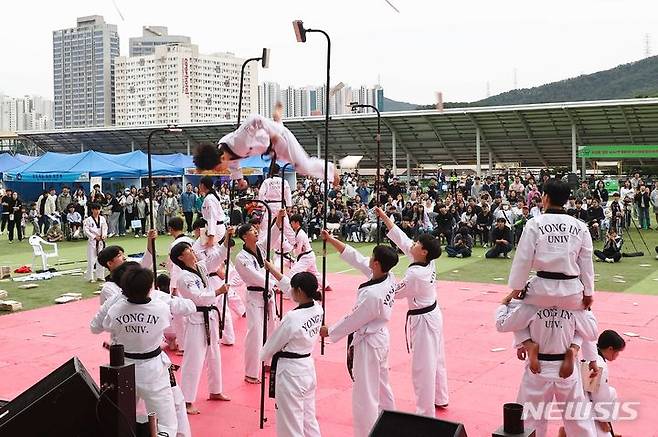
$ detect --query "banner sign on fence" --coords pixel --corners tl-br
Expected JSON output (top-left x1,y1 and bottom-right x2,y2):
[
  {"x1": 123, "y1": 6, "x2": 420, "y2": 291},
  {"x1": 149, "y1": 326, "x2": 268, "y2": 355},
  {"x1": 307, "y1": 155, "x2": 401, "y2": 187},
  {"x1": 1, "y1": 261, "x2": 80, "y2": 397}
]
[{"x1": 578, "y1": 145, "x2": 658, "y2": 159}]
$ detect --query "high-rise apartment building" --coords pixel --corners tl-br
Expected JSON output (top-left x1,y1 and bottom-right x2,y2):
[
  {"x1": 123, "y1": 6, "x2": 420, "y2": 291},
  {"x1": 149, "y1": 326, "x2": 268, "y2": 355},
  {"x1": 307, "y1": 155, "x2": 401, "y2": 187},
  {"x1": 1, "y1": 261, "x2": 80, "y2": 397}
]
[
  {"x1": 0, "y1": 95, "x2": 54, "y2": 132},
  {"x1": 52, "y1": 15, "x2": 120, "y2": 128},
  {"x1": 129, "y1": 26, "x2": 191, "y2": 56},
  {"x1": 114, "y1": 44, "x2": 258, "y2": 126},
  {"x1": 258, "y1": 83, "x2": 384, "y2": 118}
]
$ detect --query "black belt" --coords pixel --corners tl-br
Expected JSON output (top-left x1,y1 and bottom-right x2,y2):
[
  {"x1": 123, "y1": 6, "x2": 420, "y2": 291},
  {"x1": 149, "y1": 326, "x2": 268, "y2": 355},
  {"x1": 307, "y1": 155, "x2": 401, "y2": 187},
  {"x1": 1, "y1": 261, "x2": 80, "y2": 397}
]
[
  {"x1": 196, "y1": 305, "x2": 221, "y2": 345},
  {"x1": 405, "y1": 301, "x2": 437, "y2": 353},
  {"x1": 209, "y1": 272, "x2": 219, "y2": 277},
  {"x1": 536, "y1": 271, "x2": 578, "y2": 280},
  {"x1": 297, "y1": 250, "x2": 313, "y2": 261},
  {"x1": 124, "y1": 346, "x2": 162, "y2": 360},
  {"x1": 346, "y1": 333, "x2": 355, "y2": 382},
  {"x1": 247, "y1": 286, "x2": 277, "y2": 317},
  {"x1": 268, "y1": 351, "x2": 311, "y2": 398},
  {"x1": 265, "y1": 200, "x2": 281, "y2": 203},
  {"x1": 538, "y1": 353, "x2": 566, "y2": 361},
  {"x1": 168, "y1": 364, "x2": 180, "y2": 387},
  {"x1": 216, "y1": 220, "x2": 225, "y2": 225}
]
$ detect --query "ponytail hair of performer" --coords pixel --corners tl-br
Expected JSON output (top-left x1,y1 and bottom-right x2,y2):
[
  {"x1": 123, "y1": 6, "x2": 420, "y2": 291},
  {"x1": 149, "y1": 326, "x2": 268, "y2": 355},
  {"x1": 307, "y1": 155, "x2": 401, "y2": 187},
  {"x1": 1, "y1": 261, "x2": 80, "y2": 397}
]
[{"x1": 290, "y1": 272, "x2": 322, "y2": 302}]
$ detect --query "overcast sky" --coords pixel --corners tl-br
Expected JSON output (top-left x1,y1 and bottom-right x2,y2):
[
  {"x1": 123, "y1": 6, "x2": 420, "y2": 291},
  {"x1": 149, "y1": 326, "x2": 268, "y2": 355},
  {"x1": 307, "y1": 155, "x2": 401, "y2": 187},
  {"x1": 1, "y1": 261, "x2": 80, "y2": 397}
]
[{"x1": 0, "y1": 0, "x2": 655, "y2": 104}]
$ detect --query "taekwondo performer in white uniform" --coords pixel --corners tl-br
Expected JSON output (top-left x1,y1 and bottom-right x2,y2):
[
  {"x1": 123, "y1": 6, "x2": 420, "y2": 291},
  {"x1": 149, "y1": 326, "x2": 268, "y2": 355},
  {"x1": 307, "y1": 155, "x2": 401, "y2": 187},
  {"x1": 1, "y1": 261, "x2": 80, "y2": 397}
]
[
  {"x1": 258, "y1": 163, "x2": 292, "y2": 245},
  {"x1": 506, "y1": 179, "x2": 595, "y2": 375},
  {"x1": 83, "y1": 202, "x2": 108, "y2": 282},
  {"x1": 192, "y1": 114, "x2": 340, "y2": 188},
  {"x1": 170, "y1": 241, "x2": 231, "y2": 415},
  {"x1": 375, "y1": 206, "x2": 449, "y2": 415},
  {"x1": 198, "y1": 176, "x2": 227, "y2": 248},
  {"x1": 259, "y1": 269, "x2": 323, "y2": 437},
  {"x1": 90, "y1": 266, "x2": 196, "y2": 437},
  {"x1": 191, "y1": 220, "x2": 243, "y2": 346},
  {"x1": 93, "y1": 262, "x2": 195, "y2": 437},
  {"x1": 274, "y1": 210, "x2": 323, "y2": 288},
  {"x1": 166, "y1": 217, "x2": 197, "y2": 353},
  {"x1": 233, "y1": 222, "x2": 277, "y2": 384},
  {"x1": 97, "y1": 230, "x2": 157, "y2": 305},
  {"x1": 579, "y1": 330, "x2": 626, "y2": 437},
  {"x1": 319, "y1": 230, "x2": 398, "y2": 437},
  {"x1": 495, "y1": 296, "x2": 599, "y2": 437}
]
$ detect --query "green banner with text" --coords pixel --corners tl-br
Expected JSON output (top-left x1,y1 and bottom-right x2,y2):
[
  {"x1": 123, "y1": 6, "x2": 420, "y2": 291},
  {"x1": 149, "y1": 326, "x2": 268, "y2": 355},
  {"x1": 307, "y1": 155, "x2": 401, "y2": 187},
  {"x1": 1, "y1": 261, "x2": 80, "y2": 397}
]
[{"x1": 578, "y1": 145, "x2": 658, "y2": 158}]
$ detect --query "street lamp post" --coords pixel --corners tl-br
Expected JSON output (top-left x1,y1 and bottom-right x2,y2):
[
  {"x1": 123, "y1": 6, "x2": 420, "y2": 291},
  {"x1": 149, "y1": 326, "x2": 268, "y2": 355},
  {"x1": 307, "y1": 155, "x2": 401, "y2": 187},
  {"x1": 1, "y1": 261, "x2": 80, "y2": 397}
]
[
  {"x1": 146, "y1": 126, "x2": 182, "y2": 281},
  {"x1": 293, "y1": 19, "x2": 331, "y2": 355},
  {"x1": 350, "y1": 102, "x2": 382, "y2": 244}
]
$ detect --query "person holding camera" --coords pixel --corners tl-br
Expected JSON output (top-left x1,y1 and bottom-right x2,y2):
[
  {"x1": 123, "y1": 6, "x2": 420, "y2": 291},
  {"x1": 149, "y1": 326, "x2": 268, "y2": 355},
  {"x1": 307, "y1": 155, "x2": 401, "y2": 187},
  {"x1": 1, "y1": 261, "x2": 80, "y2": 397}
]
[{"x1": 594, "y1": 229, "x2": 623, "y2": 263}]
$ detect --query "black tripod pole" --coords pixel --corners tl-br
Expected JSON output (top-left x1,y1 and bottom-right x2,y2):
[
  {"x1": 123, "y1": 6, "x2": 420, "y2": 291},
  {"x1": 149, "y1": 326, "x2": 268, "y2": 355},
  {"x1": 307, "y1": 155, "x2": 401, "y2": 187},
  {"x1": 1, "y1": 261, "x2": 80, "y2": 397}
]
[
  {"x1": 278, "y1": 163, "x2": 292, "y2": 319},
  {"x1": 219, "y1": 180, "x2": 234, "y2": 340},
  {"x1": 629, "y1": 215, "x2": 651, "y2": 252}
]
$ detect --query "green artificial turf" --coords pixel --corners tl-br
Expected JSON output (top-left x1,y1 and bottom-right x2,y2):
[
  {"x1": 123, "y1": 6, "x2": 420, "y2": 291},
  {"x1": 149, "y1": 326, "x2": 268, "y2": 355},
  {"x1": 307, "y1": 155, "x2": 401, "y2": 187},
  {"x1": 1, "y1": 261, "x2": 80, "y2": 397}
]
[{"x1": 0, "y1": 227, "x2": 657, "y2": 316}]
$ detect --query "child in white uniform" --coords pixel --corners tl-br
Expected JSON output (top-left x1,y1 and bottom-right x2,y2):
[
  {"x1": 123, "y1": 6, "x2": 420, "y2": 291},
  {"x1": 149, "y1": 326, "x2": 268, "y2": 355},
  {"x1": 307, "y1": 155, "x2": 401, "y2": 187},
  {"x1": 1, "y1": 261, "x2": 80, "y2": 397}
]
[
  {"x1": 495, "y1": 299, "x2": 599, "y2": 437},
  {"x1": 170, "y1": 241, "x2": 231, "y2": 414},
  {"x1": 90, "y1": 266, "x2": 194, "y2": 437},
  {"x1": 259, "y1": 270, "x2": 323, "y2": 437},
  {"x1": 234, "y1": 223, "x2": 277, "y2": 384},
  {"x1": 319, "y1": 230, "x2": 398, "y2": 437},
  {"x1": 506, "y1": 179, "x2": 595, "y2": 376},
  {"x1": 198, "y1": 176, "x2": 227, "y2": 248},
  {"x1": 375, "y1": 206, "x2": 449, "y2": 415},
  {"x1": 83, "y1": 203, "x2": 108, "y2": 282}
]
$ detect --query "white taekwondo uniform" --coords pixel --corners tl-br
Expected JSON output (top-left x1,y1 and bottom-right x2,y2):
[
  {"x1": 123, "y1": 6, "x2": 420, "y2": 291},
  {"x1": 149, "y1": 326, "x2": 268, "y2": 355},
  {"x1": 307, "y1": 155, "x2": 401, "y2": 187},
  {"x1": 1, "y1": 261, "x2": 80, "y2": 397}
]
[
  {"x1": 91, "y1": 293, "x2": 196, "y2": 437},
  {"x1": 176, "y1": 263, "x2": 224, "y2": 403},
  {"x1": 495, "y1": 301, "x2": 599, "y2": 437},
  {"x1": 387, "y1": 225, "x2": 449, "y2": 415},
  {"x1": 219, "y1": 114, "x2": 335, "y2": 183},
  {"x1": 581, "y1": 341, "x2": 619, "y2": 437},
  {"x1": 327, "y1": 245, "x2": 396, "y2": 437},
  {"x1": 258, "y1": 174, "x2": 292, "y2": 247},
  {"x1": 99, "y1": 251, "x2": 154, "y2": 305},
  {"x1": 201, "y1": 189, "x2": 227, "y2": 245},
  {"x1": 83, "y1": 214, "x2": 108, "y2": 281},
  {"x1": 259, "y1": 276, "x2": 322, "y2": 437},
  {"x1": 92, "y1": 289, "x2": 195, "y2": 437},
  {"x1": 234, "y1": 241, "x2": 277, "y2": 380},
  {"x1": 168, "y1": 235, "x2": 198, "y2": 349}
]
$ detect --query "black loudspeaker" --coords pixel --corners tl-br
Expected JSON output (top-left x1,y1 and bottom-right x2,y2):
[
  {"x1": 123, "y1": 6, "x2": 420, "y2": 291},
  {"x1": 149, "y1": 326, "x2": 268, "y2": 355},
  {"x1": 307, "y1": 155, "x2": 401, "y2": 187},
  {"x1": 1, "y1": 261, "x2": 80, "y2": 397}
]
[
  {"x1": 369, "y1": 410, "x2": 468, "y2": 437},
  {"x1": 0, "y1": 357, "x2": 100, "y2": 437}
]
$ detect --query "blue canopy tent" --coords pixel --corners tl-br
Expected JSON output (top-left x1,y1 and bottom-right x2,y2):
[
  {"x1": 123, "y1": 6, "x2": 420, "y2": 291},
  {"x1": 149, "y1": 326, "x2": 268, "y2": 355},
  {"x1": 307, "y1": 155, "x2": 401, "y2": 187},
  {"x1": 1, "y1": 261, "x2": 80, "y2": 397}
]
[
  {"x1": 15, "y1": 154, "x2": 39, "y2": 164},
  {"x1": 152, "y1": 153, "x2": 194, "y2": 170},
  {"x1": 0, "y1": 153, "x2": 24, "y2": 173},
  {"x1": 96, "y1": 151, "x2": 183, "y2": 176}
]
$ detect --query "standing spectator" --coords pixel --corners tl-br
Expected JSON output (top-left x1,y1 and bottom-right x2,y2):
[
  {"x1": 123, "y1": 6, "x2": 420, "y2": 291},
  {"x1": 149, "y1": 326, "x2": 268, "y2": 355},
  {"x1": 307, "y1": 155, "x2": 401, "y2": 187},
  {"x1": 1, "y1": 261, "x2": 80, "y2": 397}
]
[
  {"x1": 470, "y1": 176, "x2": 484, "y2": 198},
  {"x1": 635, "y1": 185, "x2": 651, "y2": 229},
  {"x1": 124, "y1": 187, "x2": 136, "y2": 233},
  {"x1": 630, "y1": 172, "x2": 642, "y2": 190},
  {"x1": 104, "y1": 192, "x2": 121, "y2": 237},
  {"x1": 356, "y1": 180, "x2": 370, "y2": 205},
  {"x1": 194, "y1": 187, "x2": 204, "y2": 221},
  {"x1": 74, "y1": 188, "x2": 87, "y2": 217},
  {"x1": 163, "y1": 190, "x2": 179, "y2": 232},
  {"x1": 180, "y1": 183, "x2": 197, "y2": 233},
  {"x1": 56, "y1": 186, "x2": 72, "y2": 216},
  {"x1": 485, "y1": 218, "x2": 513, "y2": 258},
  {"x1": 134, "y1": 193, "x2": 148, "y2": 237},
  {"x1": 36, "y1": 188, "x2": 56, "y2": 234},
  {"x1": 7, "y1": 191, "x2": 22, "y2": 243},
  {"x1": 28, "y1": 203, "x2": 39, "y2": 236},
  {"x1": 651, "y1": 181, "x2": 658, "y2": 230},
  {"x1": 448, "y1": 170, "x2": 458, "y2": 196},
  {"x1": 0, "y1": 188, "x2": 13, "y2": 236},
  {"x1": 116, "y1": 190, "x2": 127, "y2": 236}
]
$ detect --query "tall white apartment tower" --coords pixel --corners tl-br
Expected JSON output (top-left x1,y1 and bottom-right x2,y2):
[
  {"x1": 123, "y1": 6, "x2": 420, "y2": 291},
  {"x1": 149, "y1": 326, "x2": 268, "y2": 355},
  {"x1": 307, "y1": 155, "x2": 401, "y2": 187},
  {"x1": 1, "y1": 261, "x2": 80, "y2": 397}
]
[
  {"x1": 52, "y1": 16, "x2": 120, "y2": 128},
  {"x1": 115, "y1": 44, "x2": 257, "y2": 126}
]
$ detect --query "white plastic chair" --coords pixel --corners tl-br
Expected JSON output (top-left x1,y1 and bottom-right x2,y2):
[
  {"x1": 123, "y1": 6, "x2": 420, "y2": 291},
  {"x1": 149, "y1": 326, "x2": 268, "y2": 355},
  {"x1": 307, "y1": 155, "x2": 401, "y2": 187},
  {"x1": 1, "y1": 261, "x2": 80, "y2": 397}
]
[{"x1": 28, "y1": 235, "x2": 59, "y2": 272}]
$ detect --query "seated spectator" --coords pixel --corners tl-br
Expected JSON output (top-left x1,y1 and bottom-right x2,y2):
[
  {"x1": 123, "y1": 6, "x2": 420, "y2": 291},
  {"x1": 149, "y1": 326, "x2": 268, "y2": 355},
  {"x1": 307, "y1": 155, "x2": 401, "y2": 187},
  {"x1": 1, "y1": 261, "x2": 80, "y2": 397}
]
[
  {"x1": 46, "y1": 218, "x2": 64, "y2": 242},
  {"x1": 594, "y1": 229, "x2": 623, "y2": 263},
  {"x1": 66, "y1": 204, "x2": 82, "y2": 239},
  {"x1": 570, "y1": 199, "x2": 588, "y2": 222},
  {"x1": 587, "y1": 198, "x2": 605, "y2": 240},
  {"x1": 445, "y1": 226, "x2": 473, "y2": 258},
  {"x1": 415, "y1": 204, "x2": 433, "y2": 235},
  {"x1": 326, "y1": 206, "x2": 342, "y2": 235},
  {"x1": 460, "y1": 204, "x2": 477, "y2": 235},
  {"x1": 486, "y1": 217, "x2": 513, "y2": 259}
]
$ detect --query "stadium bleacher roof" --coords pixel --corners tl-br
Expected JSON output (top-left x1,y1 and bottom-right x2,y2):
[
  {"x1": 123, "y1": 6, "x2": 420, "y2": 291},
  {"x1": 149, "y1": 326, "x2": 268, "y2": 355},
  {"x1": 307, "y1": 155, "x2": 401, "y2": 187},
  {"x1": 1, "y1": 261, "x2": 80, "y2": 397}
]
[{"x1": 17, "y1": 98, "x2": 658, "y2": 169}]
